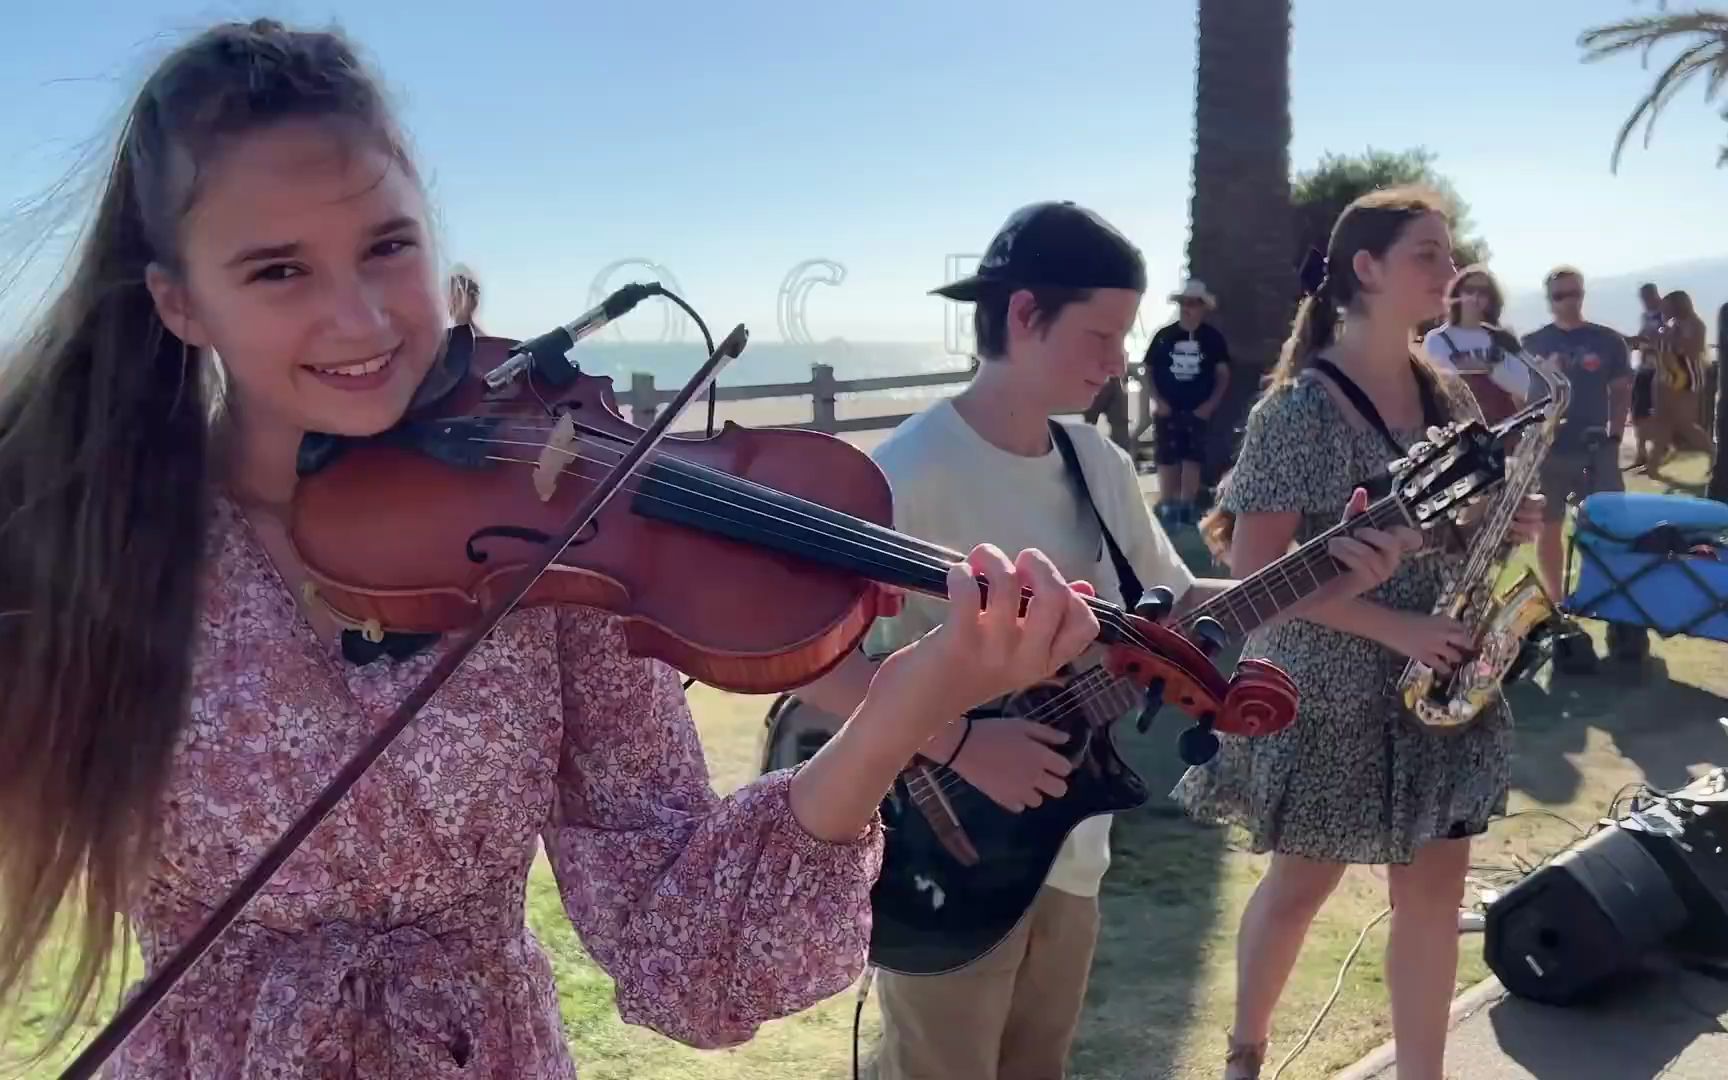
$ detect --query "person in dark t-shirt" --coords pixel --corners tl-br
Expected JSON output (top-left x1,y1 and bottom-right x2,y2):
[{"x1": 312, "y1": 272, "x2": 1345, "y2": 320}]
[
  {"x1": 1141, "y1": 279, "x2": 1230, "y2": 527},
  {"x1": 1521, "y1": 265, "x2": 1632, "y2": 606}
]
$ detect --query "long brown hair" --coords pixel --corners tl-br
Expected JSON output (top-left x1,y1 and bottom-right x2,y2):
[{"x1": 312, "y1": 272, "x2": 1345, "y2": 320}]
[
  {"x1": 1663, "y1": 288, "x2": 1698, "y2": 322},
  {"x1": 1201, "y1": 185, "x2": 1454, "y2": 558},
  {"x1": 0, "y1": 19, "x2": 414, "y2": 1057}
]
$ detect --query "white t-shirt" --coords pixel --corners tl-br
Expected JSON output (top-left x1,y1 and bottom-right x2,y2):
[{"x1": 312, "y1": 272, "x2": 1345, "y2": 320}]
[
  {"x1": 1421, "y1": 324, "x2": 1532, "y2": 401},
  {"x1": 864, "y1": 400, "x2": 1196, "y2": 898}
]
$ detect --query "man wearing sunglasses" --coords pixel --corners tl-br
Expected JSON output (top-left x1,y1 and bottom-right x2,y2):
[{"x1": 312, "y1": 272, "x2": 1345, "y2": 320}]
[{"x1": 1521, "y1": 266, "x2": 1633, "y2": 609}]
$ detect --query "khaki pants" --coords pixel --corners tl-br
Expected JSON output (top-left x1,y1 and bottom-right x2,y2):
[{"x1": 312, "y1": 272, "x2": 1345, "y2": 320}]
[{"x1": 875, "y1": 886, "x2": 1100, "y2": 1080}]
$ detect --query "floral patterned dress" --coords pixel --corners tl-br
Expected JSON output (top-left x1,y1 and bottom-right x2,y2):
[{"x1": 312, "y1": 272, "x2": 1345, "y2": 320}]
[
  {"x1": 108, "y1": 496, "x2": 882, "y2": 1078},
  {"x1": 1174, "y1": 372, "x2": 1511, "y2": 865}
]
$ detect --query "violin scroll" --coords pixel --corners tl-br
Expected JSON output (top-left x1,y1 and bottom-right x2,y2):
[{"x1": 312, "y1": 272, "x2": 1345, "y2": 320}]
[{"x1": 1102, "y1": 614, "x2": 1297, "y2": 766}]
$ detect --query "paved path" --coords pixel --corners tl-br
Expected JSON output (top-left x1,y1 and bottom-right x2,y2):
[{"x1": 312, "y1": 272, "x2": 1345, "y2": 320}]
[{"x1": 1335, "y1": 965, "x2": 1728, "y2": 1080}]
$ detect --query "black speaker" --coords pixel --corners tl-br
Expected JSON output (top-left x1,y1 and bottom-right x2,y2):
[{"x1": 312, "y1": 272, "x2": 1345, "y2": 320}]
[
  {"x1": 1620, "y1": 771, "x2": 1728, "y2": 959},
  {"x1": 1485, "y1": 768, "x2": 1728, "y2": 1005},
  {"x1": 1484, "y1": 822, "x2": 1689, "y2": 1004}
]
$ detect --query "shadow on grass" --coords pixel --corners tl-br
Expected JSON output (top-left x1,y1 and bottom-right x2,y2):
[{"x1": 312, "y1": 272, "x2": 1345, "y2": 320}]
[
  {"x1": 1506, "y1": 645, "x2": 1728, "y2": 808},
  {"x1": 1071, "y1": 724, "x2": 1230, "y2": 1080},
  {"x1": 1067, "y1": 526, "x2": 1234, "y2": 1079}
]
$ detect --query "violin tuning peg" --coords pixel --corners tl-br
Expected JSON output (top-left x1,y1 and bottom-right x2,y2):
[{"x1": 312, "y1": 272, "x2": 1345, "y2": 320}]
[
  {"x1": 1135, "y1": 586, "x2": 1176, "y2": 623},
  {"x1": 1178, "y1": 714, "x2": 1220, "y2": 767},
  {"x1": 1135, "y1": 677, "x2": 1167, "y2": 735},
  {"x1": 1192, "y1": 616, "x2": 1227, "y2": 659}
]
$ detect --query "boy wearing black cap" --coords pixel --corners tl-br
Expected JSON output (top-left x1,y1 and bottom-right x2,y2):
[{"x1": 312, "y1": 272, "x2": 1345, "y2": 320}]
[
  {"x1": 790, "y1": 202, "x2": 1198, "y2": 1077},
  {"x1": 795, "y1": 202, "x2": 1414, "y2": 1079},
  {"x1": 874, "y1": 200, "x2": 1197, "y2": 1077}
]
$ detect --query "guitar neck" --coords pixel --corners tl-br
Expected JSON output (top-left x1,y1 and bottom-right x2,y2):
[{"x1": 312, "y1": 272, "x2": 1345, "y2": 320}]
[{"x1": 1175, "y1": 496, "x2": 1410, "y2": 641}]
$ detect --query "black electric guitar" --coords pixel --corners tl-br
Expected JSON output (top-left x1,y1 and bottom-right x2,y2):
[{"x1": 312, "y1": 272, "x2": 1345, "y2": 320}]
[{"x1": 869, "y1": 407, "x2": 1543, "y2": 976}]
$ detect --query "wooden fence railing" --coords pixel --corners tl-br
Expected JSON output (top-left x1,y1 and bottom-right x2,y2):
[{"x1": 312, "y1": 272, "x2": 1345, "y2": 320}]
[{"x1": 619, "y1": 362, "x2": 982, "y2": 433}]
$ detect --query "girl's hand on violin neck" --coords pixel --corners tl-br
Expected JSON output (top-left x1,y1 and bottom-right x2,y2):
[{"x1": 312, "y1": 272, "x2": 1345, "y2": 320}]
[{"x1": 887, "y1": 544, "x2": 1099, "y2": 723}]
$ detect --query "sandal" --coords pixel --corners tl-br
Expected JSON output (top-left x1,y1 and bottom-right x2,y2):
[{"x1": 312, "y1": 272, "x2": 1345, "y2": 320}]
[{"x1": 1224, "y1": 1035, "x2": 1267, "y2": 1080}]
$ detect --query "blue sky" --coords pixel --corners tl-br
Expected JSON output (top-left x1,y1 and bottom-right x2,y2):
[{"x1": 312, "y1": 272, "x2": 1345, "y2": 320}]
[{"x1": 2, "y1": 0, "x2": 1724, "y2": 345}]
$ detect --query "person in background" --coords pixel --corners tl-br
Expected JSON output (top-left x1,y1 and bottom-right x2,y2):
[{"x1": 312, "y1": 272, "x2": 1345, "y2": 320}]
[
  {"x1": 1420, "y1": 264, "x2": 1529, "y2": 424},
  {"x1": 1649, "y1": 288, "x2": 1715, "y2": 469},
  {"x1": 1522, "y1": 266, "x2": 1633, "y2": 604},
  {"x1": 448, "y1": 262, "x2": 483, "y2": 331},
  {"x1": 1082, "y1": 373, "x2": 1132, "y2": 452},
  {"x1": 1625, "y1": 282, "x2": 1663, "y2": 469},
  {"x1": 1142, "y1": 279, "x2": 1231, "y2": 528}
]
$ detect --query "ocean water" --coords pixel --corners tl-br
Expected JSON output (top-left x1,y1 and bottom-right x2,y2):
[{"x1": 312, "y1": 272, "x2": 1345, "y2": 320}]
[{"x1": 570, "y1": 338, "x2": 974, "y2": 402}]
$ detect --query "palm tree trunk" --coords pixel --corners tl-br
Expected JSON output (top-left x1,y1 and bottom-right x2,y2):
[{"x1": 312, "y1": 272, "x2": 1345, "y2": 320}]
[
  {"x1": 1710, "y1": 303, "x2": 1727, "y2": 502},
  {"x1": 1187, "y1": 0, "x2": 1297, "y2": 485}
]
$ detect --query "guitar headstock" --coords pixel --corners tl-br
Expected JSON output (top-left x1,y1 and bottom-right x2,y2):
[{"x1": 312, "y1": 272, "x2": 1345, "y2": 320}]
[{"x1": 1386, "y1": 399, "x2": 1552, "y2": 530}]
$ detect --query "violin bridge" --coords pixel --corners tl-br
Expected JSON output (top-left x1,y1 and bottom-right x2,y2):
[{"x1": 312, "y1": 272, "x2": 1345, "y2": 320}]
[{"x1": 533, "y1": 412, "x2": 580, "y2": 503}]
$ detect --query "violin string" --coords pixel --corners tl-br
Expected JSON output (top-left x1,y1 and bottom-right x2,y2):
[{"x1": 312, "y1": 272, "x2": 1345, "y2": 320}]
[
  {"x1": 479, "y1": 416, "x2": 991, "y2": 574},
  {"x1": 471, "y1": 415, "x2": 967, "y2": 566},
  {"x1": 476, "y1": 440, "x2": 1152, "y2": 657},
  {"x1": 474, "y1": 414, "x2": 1160, "y2": 654},
  {"x1": 466, "y1": 413, "x2": 1125, "y2": 613},
  {"x1": 468, "y1": 424, "x2": 1155, "y2": 653},
  {"x1": 480, "y1": 446, "x2": 1154, "y2": 799}
]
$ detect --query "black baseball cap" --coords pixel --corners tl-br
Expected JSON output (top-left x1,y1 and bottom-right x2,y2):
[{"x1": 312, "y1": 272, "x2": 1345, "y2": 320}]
[{"x1": 931, "y1": 201, "x2": 1147, "y2": 301}]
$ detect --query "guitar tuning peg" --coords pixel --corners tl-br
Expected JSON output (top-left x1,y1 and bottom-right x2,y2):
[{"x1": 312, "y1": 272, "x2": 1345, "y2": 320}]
[{"x1": 1135, "y1": 586, "x2": 1176, "y2": 623}]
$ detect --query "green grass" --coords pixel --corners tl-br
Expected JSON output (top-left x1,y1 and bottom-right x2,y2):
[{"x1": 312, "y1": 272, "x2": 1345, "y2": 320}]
[{"x1": 6, "y1": 453, "x2": 1725, "y2": 1079}]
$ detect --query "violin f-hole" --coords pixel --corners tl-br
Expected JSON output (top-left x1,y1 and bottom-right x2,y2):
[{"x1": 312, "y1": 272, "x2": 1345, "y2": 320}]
[{"x1": 464, "y1": 522, "x2": 599, "y2": 563}]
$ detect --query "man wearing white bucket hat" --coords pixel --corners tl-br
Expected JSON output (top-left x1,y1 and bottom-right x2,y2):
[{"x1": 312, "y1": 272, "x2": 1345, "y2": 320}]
[{"x1": 1140, "y1": 278, "x2": 1232, "y2": 527}]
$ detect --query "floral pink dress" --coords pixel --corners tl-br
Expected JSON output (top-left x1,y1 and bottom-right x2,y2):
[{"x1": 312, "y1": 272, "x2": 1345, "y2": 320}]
[{"x1": 109, "y1": 497, "x2": 883, "y2": 1078}]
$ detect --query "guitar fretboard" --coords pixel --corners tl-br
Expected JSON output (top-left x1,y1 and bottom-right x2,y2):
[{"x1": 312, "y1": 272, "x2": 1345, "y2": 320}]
[{"x1": 1175, "y1": 497, "x2": 1409, "y2": 640}]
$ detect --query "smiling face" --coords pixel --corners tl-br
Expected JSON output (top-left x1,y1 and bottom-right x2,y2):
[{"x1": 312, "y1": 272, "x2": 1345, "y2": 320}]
[
  {"x1": 1004, "y1": 287, "x2": 1141, "y2": 413},
  {"x1": 147, "y1": 119, "x2": 445, "y2": 444},
  {"x1": 1352, "y1": 210, "x2": 1456, "y2": 328}
]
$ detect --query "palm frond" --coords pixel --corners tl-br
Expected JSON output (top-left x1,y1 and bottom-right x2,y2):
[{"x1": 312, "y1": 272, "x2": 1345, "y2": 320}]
[{"x1": 1578, "y1": 9, "x2": 1728, "y2": 171}]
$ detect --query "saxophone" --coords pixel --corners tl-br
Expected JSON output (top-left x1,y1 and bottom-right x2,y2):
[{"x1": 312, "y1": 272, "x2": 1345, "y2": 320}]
[{"x1": 1399, "y1": 352, "x2": 1570, "y2": 731}]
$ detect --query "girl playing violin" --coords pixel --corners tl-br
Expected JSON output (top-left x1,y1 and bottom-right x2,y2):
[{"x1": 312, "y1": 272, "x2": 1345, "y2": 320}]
[{"x1": 0, "y1": 19, "x2": 1105, "y2": 1077}]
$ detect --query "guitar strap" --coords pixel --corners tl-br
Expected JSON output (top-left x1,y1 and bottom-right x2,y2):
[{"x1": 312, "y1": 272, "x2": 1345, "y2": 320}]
[
  {"x1": 1047, "y1": 420, "x2": 1145, "y2": 609},
  {"x1": 1310, "y1": 357, "x2": 1445, "y2": 460},
  {"x1": 1312, "y1": 357, "x2": 1469, "y2": 554}
]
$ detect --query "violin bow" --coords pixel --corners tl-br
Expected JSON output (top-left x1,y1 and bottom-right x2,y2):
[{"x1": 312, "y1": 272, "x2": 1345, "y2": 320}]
[{"x1": 58, "y1": 324, "x2": 750, "y2": 1079}]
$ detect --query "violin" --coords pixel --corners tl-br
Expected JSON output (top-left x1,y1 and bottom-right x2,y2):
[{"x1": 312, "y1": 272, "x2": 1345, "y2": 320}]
[
  {"x1": 290, "y1": 322, "x2": 1294, "y2": 726},
  {"x1": 62, "y1": 306, "x2": 1294, "y2": 1078}
]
